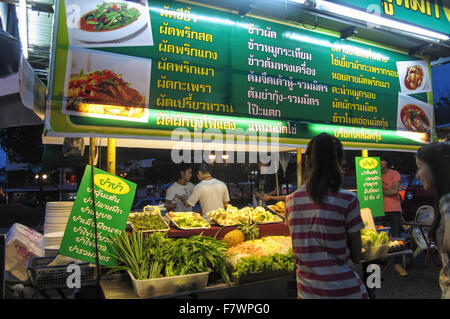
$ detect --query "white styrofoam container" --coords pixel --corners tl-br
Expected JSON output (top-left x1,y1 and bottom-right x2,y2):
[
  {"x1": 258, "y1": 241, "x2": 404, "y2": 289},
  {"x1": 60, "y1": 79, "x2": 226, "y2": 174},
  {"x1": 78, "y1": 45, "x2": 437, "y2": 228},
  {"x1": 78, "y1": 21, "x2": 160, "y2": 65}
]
[{"x1": 127, "y1": 270, "x2": 210, "y2": 298}]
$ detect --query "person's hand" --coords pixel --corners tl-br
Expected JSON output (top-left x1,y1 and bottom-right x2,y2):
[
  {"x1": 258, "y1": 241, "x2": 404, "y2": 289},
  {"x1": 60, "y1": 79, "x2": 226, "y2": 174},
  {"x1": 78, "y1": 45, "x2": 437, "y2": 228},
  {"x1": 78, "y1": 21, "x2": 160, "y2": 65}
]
[
  {"x1": 253, "y1": 191, "x2": 262, "y2": 198},
  {"x1": 263, "y1": 195, "x2": 272, "y2": 201}
]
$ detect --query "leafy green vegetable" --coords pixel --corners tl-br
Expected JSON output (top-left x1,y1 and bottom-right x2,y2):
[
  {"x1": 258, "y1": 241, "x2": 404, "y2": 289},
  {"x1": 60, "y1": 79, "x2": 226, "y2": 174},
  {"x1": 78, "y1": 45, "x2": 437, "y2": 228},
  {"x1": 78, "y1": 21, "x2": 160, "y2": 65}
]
[
  {"x1": 129, "y1": 213, "x2": 168, "y2": 231},
  {"x1": 109, "y1": 232, "x2": 231, "y2": 285},
  {"x1": 232, "y1": 249, "x2": 295, "y2": 279},
  {"x1": 360, "y1": 228, "x2": 389, "y2": 248},
  {"x1": 172, "y1": 216, "x2": 209, "y2": 228}
]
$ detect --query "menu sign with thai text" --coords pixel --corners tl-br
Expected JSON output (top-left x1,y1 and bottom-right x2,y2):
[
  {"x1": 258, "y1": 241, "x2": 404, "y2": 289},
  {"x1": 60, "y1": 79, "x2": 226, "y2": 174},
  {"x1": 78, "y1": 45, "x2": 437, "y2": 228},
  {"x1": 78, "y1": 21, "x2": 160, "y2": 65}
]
[
  {"x1": 355, "y1": 157, "x2": 385, "y2": 218},
  {"x1": 47, "y1": 0, "x2": 434, "y2": 149},
  {"x1": 59, "y1": 165, "x2": 136, "y2": 266}
]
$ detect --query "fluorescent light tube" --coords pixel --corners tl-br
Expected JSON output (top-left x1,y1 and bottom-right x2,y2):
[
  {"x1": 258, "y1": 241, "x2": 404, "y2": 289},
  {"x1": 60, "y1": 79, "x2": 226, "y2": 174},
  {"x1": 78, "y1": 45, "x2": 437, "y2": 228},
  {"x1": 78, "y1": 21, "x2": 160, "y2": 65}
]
[
  {"x1": 318, "y1": 1, "x2": 449, "y2": 42},
  {"x1": 18, "y1": 0, "x2": 28, "y2": 58}
]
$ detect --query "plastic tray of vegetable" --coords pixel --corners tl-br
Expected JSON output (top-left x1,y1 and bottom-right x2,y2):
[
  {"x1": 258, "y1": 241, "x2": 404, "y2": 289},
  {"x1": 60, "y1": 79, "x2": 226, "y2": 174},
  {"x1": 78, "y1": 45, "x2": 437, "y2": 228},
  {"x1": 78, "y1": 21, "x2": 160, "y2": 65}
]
[
  {"x1": 108, "y1": 232, "x2": 231, "y2": 297},
  {"x1": 166, "y1": 212, "x2": 211, "y2": 230}
]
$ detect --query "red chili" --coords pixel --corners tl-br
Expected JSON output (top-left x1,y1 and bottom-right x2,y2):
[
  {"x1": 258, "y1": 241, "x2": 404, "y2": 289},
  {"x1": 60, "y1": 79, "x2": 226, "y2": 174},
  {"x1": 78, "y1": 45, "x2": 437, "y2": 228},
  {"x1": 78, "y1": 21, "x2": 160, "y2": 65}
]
[{"x1": 91, "y1": 18, "x2": 98, "y2": 22}]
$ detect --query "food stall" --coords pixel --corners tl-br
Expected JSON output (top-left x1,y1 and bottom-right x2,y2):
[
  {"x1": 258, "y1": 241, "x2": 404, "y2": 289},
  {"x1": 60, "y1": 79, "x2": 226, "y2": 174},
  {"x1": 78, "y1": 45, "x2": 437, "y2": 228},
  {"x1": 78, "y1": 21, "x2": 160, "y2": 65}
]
[{"x1": 32, "y1": 0, "x2": 448, "y2": 298}]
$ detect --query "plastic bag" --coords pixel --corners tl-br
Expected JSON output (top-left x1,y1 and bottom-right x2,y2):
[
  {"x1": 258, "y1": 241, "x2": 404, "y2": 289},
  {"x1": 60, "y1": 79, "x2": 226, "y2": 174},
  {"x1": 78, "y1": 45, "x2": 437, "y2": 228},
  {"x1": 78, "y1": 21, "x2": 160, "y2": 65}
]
[{"x1": 6, "y1": 223, "x2": 44, "y2": 281}]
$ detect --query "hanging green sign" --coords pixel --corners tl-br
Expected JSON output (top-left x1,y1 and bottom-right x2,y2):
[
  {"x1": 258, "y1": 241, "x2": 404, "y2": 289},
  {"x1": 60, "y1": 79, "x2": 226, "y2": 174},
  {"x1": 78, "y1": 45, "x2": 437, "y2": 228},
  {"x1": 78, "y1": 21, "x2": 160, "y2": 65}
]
[
  {"x1": 46, "y1": 0, "x2": 435, "y2": 150},
  {"x1": 355, "y1": 157, "x2": 385, "y2": 218},
  {"x1": 59, "y1": 165, "x2": 137, "y2": 267},
  {"x1": 334, "y1": 0, "x2": 450, "y2": 36}
]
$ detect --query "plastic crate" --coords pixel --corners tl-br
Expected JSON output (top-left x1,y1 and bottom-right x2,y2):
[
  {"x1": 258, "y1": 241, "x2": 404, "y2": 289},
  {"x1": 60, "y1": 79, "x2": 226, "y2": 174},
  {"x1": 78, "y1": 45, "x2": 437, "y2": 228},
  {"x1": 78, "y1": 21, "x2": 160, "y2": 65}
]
[{"x1": 27, "y1": 256, "x2": 97, "y2": 290}]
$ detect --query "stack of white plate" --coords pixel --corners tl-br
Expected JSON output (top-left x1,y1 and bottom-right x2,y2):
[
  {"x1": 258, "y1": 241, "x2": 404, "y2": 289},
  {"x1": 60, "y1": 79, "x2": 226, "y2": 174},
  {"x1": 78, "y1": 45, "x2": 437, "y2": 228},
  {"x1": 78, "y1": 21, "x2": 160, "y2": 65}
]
[{"x1": 43, "y1": 201, "x2": 74, "y2": 255}]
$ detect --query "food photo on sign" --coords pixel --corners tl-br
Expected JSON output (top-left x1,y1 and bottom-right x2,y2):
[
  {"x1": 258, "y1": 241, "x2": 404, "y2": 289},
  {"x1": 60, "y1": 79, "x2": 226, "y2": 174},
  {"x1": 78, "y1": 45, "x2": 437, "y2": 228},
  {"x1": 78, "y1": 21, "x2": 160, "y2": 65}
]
[
  {"x1": 395, "y1": 60, "x2": 431, "y2": 94},
  {"x1": 396, "y1": 93, "x2": 433, "y2": 143},
  {"x1": 65, "y1": 0, "x2": 153, "y2": 47},
  {"x1": 62, "y1": 47, "x2": 151, "y2": 122}
]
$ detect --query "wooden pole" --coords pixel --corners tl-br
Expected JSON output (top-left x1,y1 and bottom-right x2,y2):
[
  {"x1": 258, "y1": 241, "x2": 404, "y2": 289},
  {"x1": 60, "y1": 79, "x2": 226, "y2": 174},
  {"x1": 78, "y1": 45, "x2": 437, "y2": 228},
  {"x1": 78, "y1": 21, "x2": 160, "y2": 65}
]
[
  {"x1": 89, "y1": 138, "x2": 96, "y2": 166},
  {"x1": 107, "y1": 138, "x2": 116, "y2": 175},
  {"x1": 297, "y1": 148, "x2": 302, "y2": 189}
]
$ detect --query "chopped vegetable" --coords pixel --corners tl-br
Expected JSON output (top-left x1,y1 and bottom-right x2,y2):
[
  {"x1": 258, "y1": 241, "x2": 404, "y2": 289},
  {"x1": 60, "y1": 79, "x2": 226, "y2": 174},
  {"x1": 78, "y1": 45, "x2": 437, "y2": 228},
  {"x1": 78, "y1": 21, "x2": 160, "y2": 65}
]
[{"x1": 129, "y1": 213, "x2": 168, "y2": 231}]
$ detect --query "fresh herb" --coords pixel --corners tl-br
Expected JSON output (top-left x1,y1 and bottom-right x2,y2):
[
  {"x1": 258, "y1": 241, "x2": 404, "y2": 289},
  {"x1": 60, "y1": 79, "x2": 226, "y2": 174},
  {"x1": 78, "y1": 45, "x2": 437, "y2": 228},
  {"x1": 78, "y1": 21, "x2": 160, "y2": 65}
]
[
  {"x1": 232, "y1": 249, "x2": 295, "y2": 279},
  {"x1": 109, "y1": 232, "x2": 232, "y2": 285}
]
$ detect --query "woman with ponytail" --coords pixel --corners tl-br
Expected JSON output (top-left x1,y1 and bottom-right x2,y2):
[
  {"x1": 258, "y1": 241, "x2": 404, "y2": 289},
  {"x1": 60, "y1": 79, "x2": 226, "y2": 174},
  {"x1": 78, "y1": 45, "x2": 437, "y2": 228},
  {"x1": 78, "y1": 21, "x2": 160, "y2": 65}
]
[
  {"x1": 415, "y1": 142, "x2": 450, "y2": 299},
  {"x1": 286, "y1": 133, "x2": 368, "y2": 299}
]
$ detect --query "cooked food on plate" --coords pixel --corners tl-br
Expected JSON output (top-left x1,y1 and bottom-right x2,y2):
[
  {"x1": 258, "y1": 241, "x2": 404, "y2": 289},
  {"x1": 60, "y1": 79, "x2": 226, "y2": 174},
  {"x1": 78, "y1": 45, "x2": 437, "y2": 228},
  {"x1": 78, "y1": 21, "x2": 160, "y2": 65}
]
[
  {"x1": 79, "y1": 2, "x2": 141, "y2": 32},
  {"x1": 404, "y1": 65, "x2": 424, "y2": 91},
  {"x1": 400, "y1": 104, "x2": 430, "y2": 133},
  {"x1": 67, "y1": 69, "x2": 146, "y2": 118}
]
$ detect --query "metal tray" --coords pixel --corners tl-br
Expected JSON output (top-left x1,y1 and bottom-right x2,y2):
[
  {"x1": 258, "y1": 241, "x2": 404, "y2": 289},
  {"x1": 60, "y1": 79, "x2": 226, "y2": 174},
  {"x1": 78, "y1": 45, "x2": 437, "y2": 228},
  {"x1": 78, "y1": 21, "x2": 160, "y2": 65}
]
[
  {"x1": 208, "y1": 219, "x2": 241, "y2": 227},
  {"x1": 265, "y1": 206, "x2": 286, "y2": 221},
  {"x1": 165, "y1": 212, "x2": 211, "y2": 230},
  {"x1": 128, "y1": 212, "x2": 170, "y2": 233},
  {"x1": 253, "y1": 208, "x2": 284, "y2": 224}
]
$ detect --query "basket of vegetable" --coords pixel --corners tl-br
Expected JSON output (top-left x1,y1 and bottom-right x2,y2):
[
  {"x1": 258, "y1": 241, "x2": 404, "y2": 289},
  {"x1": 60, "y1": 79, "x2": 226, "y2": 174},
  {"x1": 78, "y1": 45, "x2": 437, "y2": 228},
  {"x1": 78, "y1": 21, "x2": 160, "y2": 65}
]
[
  {"x1": 108, "y1": 232, "x2": 231, "y2": 298},
  {"x1": 361, "y1": 228, "x2": 390, "y2": 261},
  {"x1": 166, "y1": 212, "x2": 210, "y2": 230}
]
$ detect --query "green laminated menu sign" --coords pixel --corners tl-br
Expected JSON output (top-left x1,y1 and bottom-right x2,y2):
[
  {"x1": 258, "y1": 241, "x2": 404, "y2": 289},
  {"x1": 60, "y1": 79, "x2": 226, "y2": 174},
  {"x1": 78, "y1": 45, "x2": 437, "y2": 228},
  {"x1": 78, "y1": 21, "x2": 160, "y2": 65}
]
[
  {"x1": 59, "y1": 165, "x2": 136, "y2": 266},
  {"x1": 355, "y1": 157, "x2": 385, "y2": 217},
  {"x1": 47, "y1": 0, "x2": 435, "y2": 150}
]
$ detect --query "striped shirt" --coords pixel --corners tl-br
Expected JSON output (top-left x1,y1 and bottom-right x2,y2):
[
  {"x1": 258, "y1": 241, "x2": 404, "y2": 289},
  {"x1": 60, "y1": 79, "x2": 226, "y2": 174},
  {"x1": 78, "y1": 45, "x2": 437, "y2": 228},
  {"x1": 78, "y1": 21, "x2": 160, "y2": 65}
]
[{"x1": 286, "y1": 185, "x2": 368, "y2": 299}]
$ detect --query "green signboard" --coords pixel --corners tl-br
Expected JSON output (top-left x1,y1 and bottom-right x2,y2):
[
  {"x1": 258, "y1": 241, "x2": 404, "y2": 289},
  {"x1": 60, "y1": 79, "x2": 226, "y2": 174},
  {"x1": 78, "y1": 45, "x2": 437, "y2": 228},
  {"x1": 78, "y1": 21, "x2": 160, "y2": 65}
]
[
  {"x1": 47, "y1": 0, "x2": 435, "y2": 150},
  {"x1": 59, "y1": 165, "x2": 136, "y2": 267},
  {"x1": 334, "y1": 0, "x2": 450, "y2": 36},
  {"x1": 355, "y1": 157, "x2": 385, "y2": 217}
]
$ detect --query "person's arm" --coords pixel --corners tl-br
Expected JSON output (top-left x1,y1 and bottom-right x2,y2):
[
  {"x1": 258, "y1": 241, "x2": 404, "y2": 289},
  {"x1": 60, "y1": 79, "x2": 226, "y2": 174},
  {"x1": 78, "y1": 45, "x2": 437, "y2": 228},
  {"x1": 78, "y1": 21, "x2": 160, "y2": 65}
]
[
  {"x1": 165, "y1": 187, "x2": 177, "y2": 211},
  {"x1": 348, "y1": 231, "x2": 363, "y2": 264},
  {"x1": 442, "y1": 198, "x2": 450, "y2": 257},
  {"x1": 265, "y1": 189, "x2": 278, "y2": 197},
  {"x1": 264, "y1": 195, "x2": 287, "y2": 202},
  {"x1": 164, "y1": 200, "x2": 177, "y2": 211},
  {"x1": 345, "y1": 196, "x2": 364, "y2": 264},
  {"x1": 383, "y1": 181, "x2": 400, "y2": 196},
  {"x1": 187, "y1": 186, "x2": 200, "y2": 208},
  {"x1": 444, "y1": 215, "x2": 450, "y2": 258},
  {"x1": 223, "y1": 184, "x2": 230, "y2": 208}
]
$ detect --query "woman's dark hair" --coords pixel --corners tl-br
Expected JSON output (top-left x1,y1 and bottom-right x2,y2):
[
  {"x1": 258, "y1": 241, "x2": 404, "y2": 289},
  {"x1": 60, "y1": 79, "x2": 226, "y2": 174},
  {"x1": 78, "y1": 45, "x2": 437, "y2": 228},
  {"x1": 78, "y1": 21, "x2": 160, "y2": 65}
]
[
  {"x1": 416, "y1": 142, "x2": 450, "y2": 242},
  {"x1": 305, "y1": 133, "x2": 344, "y2": 204}
]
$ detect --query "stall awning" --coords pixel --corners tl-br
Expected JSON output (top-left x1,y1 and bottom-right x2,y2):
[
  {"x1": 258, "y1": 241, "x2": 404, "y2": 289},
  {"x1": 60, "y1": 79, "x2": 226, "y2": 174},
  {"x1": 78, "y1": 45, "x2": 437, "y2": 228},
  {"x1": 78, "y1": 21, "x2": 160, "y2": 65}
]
[{"x1": 0, "y1": 29, "x2": 46, "y2": 128}]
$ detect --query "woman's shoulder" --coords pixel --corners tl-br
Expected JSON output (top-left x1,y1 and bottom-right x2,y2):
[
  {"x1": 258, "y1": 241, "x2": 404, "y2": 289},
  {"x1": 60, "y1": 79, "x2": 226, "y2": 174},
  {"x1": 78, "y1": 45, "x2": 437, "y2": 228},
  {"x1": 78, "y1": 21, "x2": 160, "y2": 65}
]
[{"x1": 332, "y1": 189, "x2": 358, "y2": 203}]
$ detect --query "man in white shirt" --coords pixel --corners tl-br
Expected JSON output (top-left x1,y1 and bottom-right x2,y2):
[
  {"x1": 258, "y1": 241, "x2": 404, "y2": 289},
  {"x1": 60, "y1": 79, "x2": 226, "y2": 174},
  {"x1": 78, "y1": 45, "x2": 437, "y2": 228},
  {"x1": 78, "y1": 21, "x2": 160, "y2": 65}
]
[
  {"x1": 183, "y1": 163, "x2": 230, "y2": 217},
  {"x1": 165, "y1": 164, "x2": 194, "y2": 212}
]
